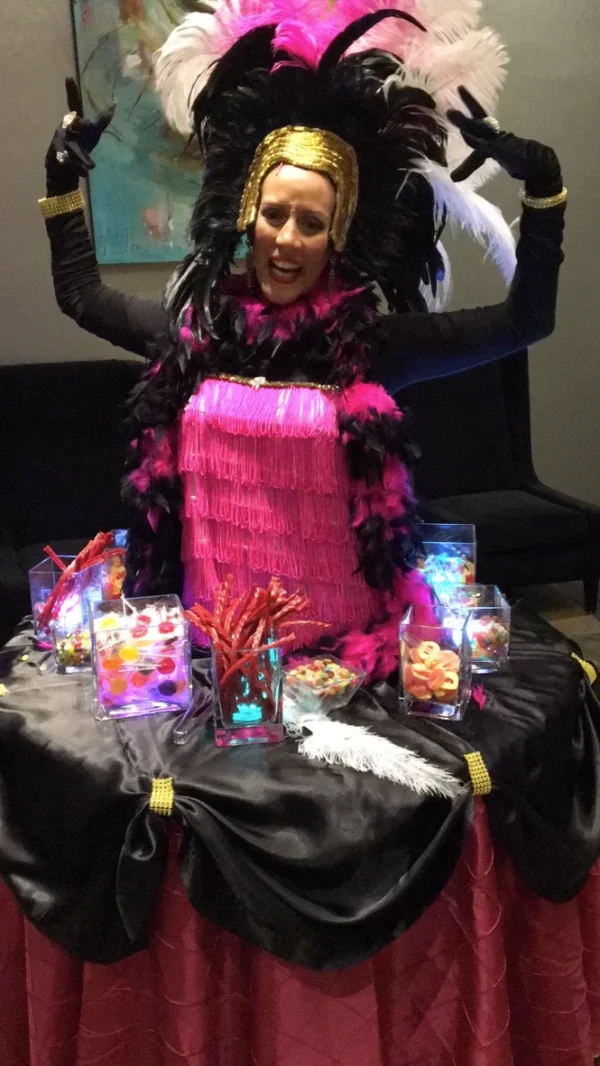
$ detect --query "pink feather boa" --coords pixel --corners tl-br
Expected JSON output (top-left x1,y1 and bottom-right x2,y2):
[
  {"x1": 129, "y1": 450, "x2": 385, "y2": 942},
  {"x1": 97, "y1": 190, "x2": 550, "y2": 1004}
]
[{"x1": 128, "y1": 426, "x2": 178, "y2": 494}]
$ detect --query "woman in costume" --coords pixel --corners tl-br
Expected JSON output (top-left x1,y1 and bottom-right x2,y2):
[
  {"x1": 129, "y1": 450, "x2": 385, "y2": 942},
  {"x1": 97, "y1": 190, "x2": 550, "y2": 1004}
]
[{"x1": 41, "y1": 0, "x2": 566, "y2": 678}]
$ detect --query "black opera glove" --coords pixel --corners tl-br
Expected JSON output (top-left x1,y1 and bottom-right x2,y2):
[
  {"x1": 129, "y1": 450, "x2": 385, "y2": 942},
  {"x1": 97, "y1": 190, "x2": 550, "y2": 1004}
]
[
  {"x1": 46, "y1": 76, "x2": 115, "y2": 195},
  {"x1": 447, "y1": 86, "x2": 563, "y2": 198}
]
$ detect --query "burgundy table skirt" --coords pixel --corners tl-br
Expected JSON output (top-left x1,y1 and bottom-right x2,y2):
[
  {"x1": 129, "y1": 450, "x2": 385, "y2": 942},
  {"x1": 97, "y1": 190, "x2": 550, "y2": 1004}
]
[{"x1": 2, "y1": 800, "x2": 600, "y2": 1066}]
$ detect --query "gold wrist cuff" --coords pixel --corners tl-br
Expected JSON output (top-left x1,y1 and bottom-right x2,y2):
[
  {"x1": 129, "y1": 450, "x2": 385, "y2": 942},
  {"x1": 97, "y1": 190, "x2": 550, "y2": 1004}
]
[
  {"x1": 39, "y1": 188, "x2": 85, "y2": 219},
  {"x1": 520, "y1": 186, "x2": 568, "y2": 210}
]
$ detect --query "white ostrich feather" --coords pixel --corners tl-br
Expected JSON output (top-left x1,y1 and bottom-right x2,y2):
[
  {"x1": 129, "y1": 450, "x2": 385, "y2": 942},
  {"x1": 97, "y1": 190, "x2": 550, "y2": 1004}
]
[
  {"x1": 285, "y1": 707, "x2": 463, "y2": 799},
  {"x1": 418, "y1": 158, "x2": 516, "y2": 282},
  {"x1": 154, "y1": 9, "x2": 226, "y2": 136},
  {"x1": 413, "y1": 28, "x2": 508, "y2": 115}
]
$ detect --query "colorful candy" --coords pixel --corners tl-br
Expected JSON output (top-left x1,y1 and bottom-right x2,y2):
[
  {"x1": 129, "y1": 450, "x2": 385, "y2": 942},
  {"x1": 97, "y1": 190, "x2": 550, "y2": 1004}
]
[
  {"x1": 402, "y1": 641, "x2": 460, "y2": 704},
  {"x1": 284, "y1": 656, "x2": 364, "y2": 711},
  {"x1": 470, "y1": 615, "x2": 510, "y2": 662},
  {"x1": 55, "y1": 631, "x2": 92, "y2": 670},
  {"x1": 418, "y1": 551, "x2": 475, "y2": 586},
  {"x1": 91, "y1": 597, "x2": 191, "y2": 719}
]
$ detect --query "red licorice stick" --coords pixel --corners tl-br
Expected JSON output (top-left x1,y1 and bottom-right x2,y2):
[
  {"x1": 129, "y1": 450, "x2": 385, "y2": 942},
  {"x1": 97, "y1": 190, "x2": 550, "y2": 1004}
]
[
  {"x1": 213, "y1": 575, "x2": 233, "y2": 629},
  {"x1": 223, "y1": 595, "x2": 241, "y2": 635},
  {"x1": 234, "y1": 587, "x2": 265, "y2": 648},
  {"x1": 272, "y1": 596, "x2": 309, "y2": 625},
  {"x1": 184, "y1": 609, "x2": 231, "y2": 648},
  {"x1": 230, "y1": 586, "x2": 260, "y2": 647},
  {"x1": 225, "y1": 586, "x2": 256, "y2": 636},
  {"x1": 248, "y1": 610, "x2": 269, "y2": 686},
  {"x1": 219, "y1": 635, "x2": 294, "y2": 687},
  {"x1": 43, "y1": 545, "x2": 68, "y2": 572},
  {"x1": 38, "y1": 533, "x2": 121, "y2": 627}
]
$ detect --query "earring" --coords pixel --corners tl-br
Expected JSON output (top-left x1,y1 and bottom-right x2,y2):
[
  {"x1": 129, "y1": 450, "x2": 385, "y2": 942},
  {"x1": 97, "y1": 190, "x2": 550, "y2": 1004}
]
[
  {"x1": 328, "y1": 254, "x2": 337, "y2": 294},
  {"x1": 246, "y1": 250, "x2": 255, "y2": 292}
]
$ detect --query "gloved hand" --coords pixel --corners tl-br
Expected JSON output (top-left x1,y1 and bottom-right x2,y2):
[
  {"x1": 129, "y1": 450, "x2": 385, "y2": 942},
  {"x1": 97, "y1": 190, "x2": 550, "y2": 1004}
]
[
  {"x1": 447, "y1": 87, "x2": 562, "y2": 198},
  {"x1": 46, "y1": 76, "x2": 115, "y2": 195}
]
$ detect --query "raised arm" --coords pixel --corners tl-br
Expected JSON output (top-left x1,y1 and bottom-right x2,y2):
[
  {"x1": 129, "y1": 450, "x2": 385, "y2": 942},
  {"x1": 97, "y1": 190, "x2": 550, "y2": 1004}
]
[
  {"x1": 41, "y1": 78, "x2": 169, "y2": 358},
  {"x1": 373, "y1": 88, "x2": 566, "y2": 393}
]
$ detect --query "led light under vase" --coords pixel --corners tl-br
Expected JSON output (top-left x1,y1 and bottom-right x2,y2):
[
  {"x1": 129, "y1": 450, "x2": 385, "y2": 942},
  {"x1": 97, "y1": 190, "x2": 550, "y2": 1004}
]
[{"x1": 416, "y1": 523, "x2": 477, "y2": 592}]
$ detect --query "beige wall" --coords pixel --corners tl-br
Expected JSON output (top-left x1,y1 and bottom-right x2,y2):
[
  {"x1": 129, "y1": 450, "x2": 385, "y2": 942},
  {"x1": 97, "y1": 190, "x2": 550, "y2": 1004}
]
[{"x1": 1, "y1": 0, "x2": 598, "y2": 504}]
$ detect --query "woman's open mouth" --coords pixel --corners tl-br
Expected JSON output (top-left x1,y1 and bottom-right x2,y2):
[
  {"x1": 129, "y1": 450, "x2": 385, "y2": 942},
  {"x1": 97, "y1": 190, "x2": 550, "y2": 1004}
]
[{"x1": 268, "y1": 258, "x2": 302, "y2": 285}]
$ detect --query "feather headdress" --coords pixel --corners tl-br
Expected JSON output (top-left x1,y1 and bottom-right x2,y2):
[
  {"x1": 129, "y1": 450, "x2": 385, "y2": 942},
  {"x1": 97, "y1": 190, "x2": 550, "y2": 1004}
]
[{"x1": 154, "y1": 0, "x2": 514, "y2": 326}]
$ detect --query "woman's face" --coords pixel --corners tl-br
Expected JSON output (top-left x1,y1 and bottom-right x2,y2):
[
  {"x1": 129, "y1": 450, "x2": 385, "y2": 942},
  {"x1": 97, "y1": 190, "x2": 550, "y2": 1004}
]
[{"x1": 252, "y1": 164, "x2": 336, "y2": 305}]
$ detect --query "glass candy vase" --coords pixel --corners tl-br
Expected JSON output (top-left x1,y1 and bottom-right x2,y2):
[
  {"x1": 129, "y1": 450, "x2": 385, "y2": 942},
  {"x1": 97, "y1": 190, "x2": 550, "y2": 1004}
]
[
  {"x1": 400, "y1": 604, "x2": 472, "y2": 721},
  {"x1": 212, "y1": 634, "x2": 284, "y2": 747},
  {"x1": 416, "y1": 523, "x2": 477, "y2": 593},
  {"x1": 434, "y1": 584, "x2": 511, "y2": 673}
]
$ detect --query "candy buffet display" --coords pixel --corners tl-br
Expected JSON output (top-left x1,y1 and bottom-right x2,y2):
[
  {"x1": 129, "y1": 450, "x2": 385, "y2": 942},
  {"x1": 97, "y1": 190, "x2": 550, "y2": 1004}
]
[
  {"x1": 284, "y1": 656, "x2": 364, "y2": 712},
  {"x1": 186, "y1": 576, "x2": 328, "y2": 747},
  {"x1": 416, "y1": 523, "x2": 477, "y2": 590},
  {"x1": 434, "y1": 584, "x2": 511, "y2": 673},
  {"x1": 91, "y1": 595, "x2": 192, "y2": 719},
  {"x1": 399, "y1": 605, "x2": 472, "y2": 721}
]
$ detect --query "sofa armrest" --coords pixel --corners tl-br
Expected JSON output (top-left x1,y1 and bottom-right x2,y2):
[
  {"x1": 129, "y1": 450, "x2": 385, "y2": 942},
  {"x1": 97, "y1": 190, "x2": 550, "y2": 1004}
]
[{"x1": 521, "y1": 479, "x2": 600, "y2": 528}]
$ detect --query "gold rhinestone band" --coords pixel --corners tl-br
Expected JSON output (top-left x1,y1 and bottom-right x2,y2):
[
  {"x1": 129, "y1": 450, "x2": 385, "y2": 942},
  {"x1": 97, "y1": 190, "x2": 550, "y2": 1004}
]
[
  {"x1": 237, "y1": 126, "x2": 358, "y2": 251},
  {"x1": 39, "y1": 188, "x2": 86, "y2": 219},
  {"x1": 149, "y1": 777, "x2": 175, "y2": 817},
  {"x1": 464, "y1": 752, "x2": 492, "y2": 796},
  {"x1": 210, "y1": 373, "x2": 339, "y2": 392},
  {"x1": 520, "y1": 187, "x2": 568, "y2": 210}
]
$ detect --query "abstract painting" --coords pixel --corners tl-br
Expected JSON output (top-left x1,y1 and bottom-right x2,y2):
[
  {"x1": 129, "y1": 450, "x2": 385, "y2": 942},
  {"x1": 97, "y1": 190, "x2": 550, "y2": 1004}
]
[{"x1": 71, "y1": 0, "x2": 204, "y2": 264}]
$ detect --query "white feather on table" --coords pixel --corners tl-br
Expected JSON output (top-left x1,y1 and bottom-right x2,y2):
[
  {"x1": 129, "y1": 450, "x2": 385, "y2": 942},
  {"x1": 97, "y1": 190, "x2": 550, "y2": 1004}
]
[{"x1": 285, "y1": 701, "x2": 464, "y2": 800}]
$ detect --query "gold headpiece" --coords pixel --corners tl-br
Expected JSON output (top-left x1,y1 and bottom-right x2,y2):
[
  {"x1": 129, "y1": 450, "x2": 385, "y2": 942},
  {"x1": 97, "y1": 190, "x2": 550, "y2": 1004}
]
[{"x1": 237, "y1": 126, "x2": 359, "y2": 251}]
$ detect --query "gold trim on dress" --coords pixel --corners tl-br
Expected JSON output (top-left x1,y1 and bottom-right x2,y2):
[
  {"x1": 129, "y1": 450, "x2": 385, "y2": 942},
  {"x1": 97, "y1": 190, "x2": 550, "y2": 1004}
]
[{"x1": 210, "y1": 373, "x2": 339, "y2": 392}]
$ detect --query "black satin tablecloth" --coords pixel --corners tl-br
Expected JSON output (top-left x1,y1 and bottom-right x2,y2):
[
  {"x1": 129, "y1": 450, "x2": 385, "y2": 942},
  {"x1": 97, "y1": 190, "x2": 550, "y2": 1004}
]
[{"x1": 0, "y1": 608, "x2": 598, "y2": 971}]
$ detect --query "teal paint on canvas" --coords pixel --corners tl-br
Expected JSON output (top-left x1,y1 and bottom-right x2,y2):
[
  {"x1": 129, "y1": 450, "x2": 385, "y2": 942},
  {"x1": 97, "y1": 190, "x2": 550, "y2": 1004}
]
[{"x1": 72, "y1": 0, "x2": 202, "y2": 264}]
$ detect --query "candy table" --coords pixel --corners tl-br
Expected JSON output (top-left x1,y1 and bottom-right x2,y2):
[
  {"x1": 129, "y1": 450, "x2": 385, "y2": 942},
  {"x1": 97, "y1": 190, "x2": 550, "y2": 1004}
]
[{"x1": 0, "y1": 609, "x2": 599, "y2": 1066}]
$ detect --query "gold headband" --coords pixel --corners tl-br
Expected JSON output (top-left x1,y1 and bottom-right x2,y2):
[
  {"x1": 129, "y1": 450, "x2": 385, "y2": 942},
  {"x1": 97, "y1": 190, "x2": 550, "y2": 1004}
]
[{"x1": 237, "y1": 126, "x2": 359, "y2": 251}]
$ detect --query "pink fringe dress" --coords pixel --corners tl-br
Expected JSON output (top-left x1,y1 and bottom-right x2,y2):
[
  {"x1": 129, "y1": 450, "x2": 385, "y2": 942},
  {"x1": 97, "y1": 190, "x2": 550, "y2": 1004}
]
[{"x1": 179, "y1": 376, "x2": 383, "y2": 646}]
